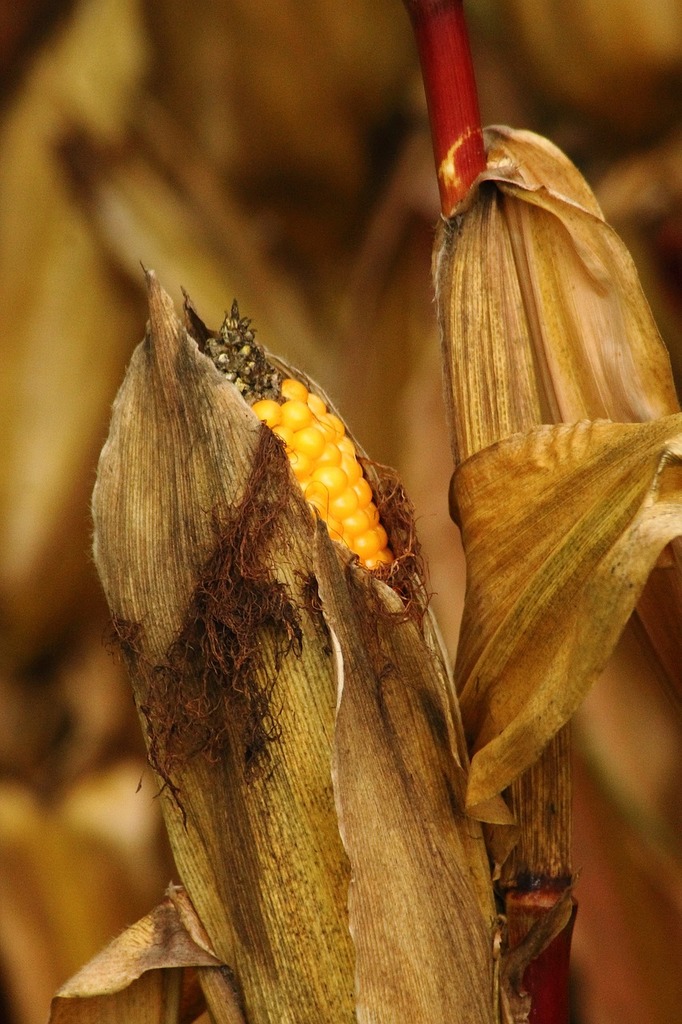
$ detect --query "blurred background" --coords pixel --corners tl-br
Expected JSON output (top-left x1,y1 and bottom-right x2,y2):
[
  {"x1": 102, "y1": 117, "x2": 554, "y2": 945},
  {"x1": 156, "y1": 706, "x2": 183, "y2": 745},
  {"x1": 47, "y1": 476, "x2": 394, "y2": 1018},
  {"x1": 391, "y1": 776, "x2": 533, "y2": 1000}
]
[{"x1": 1, "y1": 1, "x2": 681, "y2": 1022}]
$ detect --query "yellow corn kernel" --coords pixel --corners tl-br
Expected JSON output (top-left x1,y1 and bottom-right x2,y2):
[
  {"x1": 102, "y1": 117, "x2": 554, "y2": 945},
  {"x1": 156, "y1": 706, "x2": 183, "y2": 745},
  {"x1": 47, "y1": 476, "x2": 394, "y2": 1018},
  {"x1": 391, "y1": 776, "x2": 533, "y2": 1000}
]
[
  {"x1": 326, "y1": 516, "x2": 345, "y2": 541},
  {"x1": 365, "y1": 503, "x2": 380, "y2": 528},
  {"x1": 292, "y1": 425, "x2": 326, "y2": 460},
  {"x1": 281, "y1": 399, "x2": 313, "y2": 432},
  {"x1": 290, "y1": 450, "x2": 314, "y2": 481},
  {"x1": 340, "y1": 452, "x2": 362, "y2": 485},
  {"x1": 318, "y1": 412, "x2": 345, "y2": 441},
  {"x1": 281, "y1": 378, "x2": 309, "y2": 403},
  {"x1": 307, "y1": 392, "x2": 327, "y2": 417},
  {"x1": 310, "y1": 465, "x2": 348, "y2": 499},
  {"x1": 352, "y1": 478, "x2": 373, "y2": 509},
  {"x1": 328, "y1": 488, "x2": 359, "y2": 521},
  {"x1": 351, "y1": 529, "x2": 382, "y2": 560},
  {"x1": 374, "y1": 523, "x2": 389, "y2": 549},
  {"x1": 341, "y1": 509, "x2": 372, "y2": 539},
  {"x1": 272, "y1": 423, "x2": 294, "y2": 448},
  {"x1": 316, "y1": 442, "x2": 343, "y2": 468},
  {"x1": 307, "y1": 490, "x2": 330, "y2": 518},
  {"x1": 365, "y1": 548, "x2": 395, "y2": 569},
  {"x1": 252, "y1": 398, "x2": 282, "y2": 428},
  {"x1": 251, "y1": 380, "x2": 393, "y2": 569}
]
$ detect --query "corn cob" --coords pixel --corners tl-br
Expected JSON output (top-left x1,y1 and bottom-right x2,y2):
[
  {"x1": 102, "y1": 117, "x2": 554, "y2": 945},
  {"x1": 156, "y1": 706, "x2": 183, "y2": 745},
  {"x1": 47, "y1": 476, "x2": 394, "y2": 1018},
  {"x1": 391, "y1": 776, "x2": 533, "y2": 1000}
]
[
  {"x1": 200, "y1": 301, "x2": 394, "y2": 570},
  {"x1": 253, "y1": 380, "x2": 394, "y2": 569}
]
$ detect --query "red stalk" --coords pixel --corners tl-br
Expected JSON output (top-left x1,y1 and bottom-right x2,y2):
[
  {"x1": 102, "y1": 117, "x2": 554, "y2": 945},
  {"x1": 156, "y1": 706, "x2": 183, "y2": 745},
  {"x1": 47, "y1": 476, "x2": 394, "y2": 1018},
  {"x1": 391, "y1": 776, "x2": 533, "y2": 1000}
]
[
  {"x1": 506, "y1": 889, "x2": 577, "y2": 1024},
  {"x1": 402, "y1": 0, "x2": 485, "y2": 215}
]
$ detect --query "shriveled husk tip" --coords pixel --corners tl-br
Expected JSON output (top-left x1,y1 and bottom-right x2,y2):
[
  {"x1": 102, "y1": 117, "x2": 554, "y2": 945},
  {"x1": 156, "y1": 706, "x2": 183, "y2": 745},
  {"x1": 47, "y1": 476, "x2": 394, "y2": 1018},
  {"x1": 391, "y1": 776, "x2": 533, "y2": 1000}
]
[
  {"x1": 91, "y1": 274, "x2": 499, "y2": 1023},
  {"x1": 435, "y1": 126, "x2": 680, "y2": 468}
]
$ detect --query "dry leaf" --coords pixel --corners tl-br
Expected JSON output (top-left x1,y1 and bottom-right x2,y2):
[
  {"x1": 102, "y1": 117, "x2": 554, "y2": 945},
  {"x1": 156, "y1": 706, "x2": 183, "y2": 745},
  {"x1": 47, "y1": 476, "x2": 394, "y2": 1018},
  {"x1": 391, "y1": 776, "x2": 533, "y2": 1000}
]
[
  {"x1": 435, "y1": 126, "x2": 680, "y2": 469},
  {"x1": 48, "y1": 885, "x2": 242, "y2": 1024},
  {"x1": 451, "y1": 415, "x2": 682, "y2": 812}
]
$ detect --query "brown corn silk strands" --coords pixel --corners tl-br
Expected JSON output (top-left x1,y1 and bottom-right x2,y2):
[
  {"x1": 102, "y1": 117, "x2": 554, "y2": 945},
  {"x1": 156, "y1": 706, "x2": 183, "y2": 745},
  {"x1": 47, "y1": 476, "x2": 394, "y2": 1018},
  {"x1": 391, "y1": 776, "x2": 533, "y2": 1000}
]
[
  {"x1": 91, "y1": 274, "x2": 355, "y2": 1023},
  {"x1": 49, "y1": 886, "x2": 242, "y2": 1024},
  {"x1": 313, "y1": 522, "x2": 496, "y2": 1024},
  {"x1": 451, "y1": 415, "x2": 682, "y2": 813}
]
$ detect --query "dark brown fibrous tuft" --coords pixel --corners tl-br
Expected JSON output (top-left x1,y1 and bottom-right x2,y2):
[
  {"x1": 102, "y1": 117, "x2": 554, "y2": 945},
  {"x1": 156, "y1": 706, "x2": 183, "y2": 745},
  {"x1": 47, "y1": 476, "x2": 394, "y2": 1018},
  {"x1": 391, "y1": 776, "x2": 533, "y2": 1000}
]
[
  {"x1": 367, "y1": 463, "x2": 430, "y2": 627},
  {"x1": 113, "y1": 427, "x2": 302, "y2": 797},
  {"x1": 337, "y1": 465, "x2": 431, "y2": 692}
]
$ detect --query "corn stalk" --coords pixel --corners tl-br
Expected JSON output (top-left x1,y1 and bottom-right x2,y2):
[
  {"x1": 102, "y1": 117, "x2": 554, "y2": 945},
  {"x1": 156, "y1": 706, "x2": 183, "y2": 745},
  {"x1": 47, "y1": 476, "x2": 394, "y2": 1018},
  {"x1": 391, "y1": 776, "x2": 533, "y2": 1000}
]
[{"x1": 405, "y1": 0, "x2": 682, "y2": 1020}]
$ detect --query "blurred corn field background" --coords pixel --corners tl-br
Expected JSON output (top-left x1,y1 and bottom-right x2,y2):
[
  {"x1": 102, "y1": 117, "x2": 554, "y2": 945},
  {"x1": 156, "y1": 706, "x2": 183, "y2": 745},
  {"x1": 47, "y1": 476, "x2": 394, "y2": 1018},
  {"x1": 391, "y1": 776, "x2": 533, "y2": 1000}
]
[{"x1": 1, "y1": 1, "x2": 682, "y2": 1022}]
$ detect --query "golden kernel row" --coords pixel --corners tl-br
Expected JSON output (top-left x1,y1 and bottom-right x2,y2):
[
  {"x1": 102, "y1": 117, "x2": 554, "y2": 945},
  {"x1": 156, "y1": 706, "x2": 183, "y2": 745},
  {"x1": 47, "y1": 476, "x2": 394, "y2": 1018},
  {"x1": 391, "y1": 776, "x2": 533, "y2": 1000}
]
[{"x1": 252, "y1": 380, "x2": 394, "y2": 569}]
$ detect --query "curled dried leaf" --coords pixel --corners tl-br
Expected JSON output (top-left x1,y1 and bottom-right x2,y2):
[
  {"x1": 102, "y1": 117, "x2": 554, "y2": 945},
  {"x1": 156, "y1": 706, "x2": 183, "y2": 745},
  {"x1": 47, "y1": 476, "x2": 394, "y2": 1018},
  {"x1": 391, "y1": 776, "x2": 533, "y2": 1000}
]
[
  {"x1": 452, "y1": 415, "x2": 682, "y2": 812},
  {"x1": 49, "y1": 886, "x2": 242, "y2": 1024}
]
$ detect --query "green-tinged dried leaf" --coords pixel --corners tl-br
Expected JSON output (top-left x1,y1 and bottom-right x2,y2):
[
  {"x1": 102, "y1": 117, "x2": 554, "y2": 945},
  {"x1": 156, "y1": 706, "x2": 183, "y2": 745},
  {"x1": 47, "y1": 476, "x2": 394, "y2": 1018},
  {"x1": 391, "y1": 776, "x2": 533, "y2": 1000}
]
[
  {"x1": 92, "y1": 274, "x2": 355, "y2": 1022},
  {"x1": 452, "y1": 415, "x2": 682, "y2": 811},
  {"x1": 314, "y1": 521, "x2": 497, "y2": 1024},
  {"x1": 49, "y1": 885, "x2": 242, "y2": 1024}
]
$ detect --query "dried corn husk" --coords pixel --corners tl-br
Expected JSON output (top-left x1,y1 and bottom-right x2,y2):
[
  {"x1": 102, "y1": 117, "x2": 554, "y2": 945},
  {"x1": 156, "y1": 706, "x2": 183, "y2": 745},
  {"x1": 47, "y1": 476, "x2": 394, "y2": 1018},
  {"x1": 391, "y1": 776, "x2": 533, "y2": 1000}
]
[
  {"x1": 91, "y1": 274, "x2": 498, "y2": 1022},
  {"x1": 314, "y1": 523, "x2": 496, "y2": 1023},
  {"x1": 92, "y1": 274, "x2": 355, "y2": 1022},
  {"x1": 436, "y1": 126, "x2": 680, "y2": 469}
]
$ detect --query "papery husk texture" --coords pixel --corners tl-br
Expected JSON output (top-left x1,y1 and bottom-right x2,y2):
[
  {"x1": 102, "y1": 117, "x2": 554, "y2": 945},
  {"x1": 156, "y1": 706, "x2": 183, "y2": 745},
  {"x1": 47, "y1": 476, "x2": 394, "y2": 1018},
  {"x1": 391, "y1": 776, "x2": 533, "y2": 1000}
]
[
  {"x1": 314, "y1": 522, "x2": 497, "y2": 1024},
  {"x1": 452, "y1": 415, "x2": 682, "y2": 812},
  {"x1": 92, "y1": 274, "x2": 355, "y2": 1023}
]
